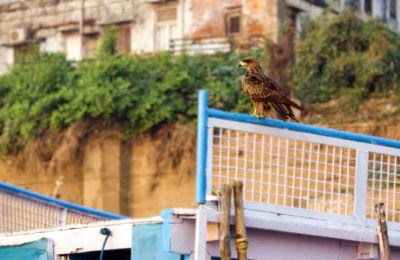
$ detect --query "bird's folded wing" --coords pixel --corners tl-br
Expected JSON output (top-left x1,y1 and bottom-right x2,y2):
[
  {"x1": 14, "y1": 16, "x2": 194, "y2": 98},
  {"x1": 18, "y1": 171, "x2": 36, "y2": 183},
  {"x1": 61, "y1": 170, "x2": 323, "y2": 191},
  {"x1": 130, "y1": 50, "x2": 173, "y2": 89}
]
[{"x1": 244, "y1": 73, "x2": 302, "y2": 110}]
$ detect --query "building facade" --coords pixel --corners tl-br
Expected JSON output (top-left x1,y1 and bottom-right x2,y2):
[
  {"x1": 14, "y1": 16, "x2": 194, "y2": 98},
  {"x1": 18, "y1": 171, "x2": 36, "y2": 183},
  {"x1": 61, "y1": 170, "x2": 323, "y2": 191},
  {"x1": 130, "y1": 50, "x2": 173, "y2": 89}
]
[{"x1": 1, "y1": 0, "x2": 399, "y2": 74}]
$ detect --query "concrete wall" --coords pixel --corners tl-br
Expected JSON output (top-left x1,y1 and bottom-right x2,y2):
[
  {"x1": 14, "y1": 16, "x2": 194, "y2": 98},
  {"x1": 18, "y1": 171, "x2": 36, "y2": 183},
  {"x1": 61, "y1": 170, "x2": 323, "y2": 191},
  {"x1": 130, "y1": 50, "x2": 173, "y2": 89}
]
[{"x1": 0, "y1": 123, "x2": 196, "y2": 218}]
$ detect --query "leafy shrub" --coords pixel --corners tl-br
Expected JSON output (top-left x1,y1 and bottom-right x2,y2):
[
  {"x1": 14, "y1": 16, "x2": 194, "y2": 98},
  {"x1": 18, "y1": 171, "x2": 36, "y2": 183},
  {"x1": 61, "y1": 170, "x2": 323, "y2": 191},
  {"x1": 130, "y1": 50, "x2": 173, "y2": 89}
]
[
  {"x1": 0, "y1": 29, "x2": 263, "y2": 153},
  {"x1": 294, "y1": 11, "x2": 400, "y2": 110},
  {"x1": 0, "y1": 49, "x2": 73, "y2": 152}
]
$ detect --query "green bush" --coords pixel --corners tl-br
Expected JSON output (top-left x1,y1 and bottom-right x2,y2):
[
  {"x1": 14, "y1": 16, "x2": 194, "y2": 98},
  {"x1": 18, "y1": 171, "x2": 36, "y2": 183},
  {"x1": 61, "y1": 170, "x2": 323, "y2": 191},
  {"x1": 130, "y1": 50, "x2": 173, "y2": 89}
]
[
  {"x1": 0, "y1": 29, "x2": 263, "y2": 153},
  {"x1": 294, "y1": 11, "x2": 400, "y2": 110}
]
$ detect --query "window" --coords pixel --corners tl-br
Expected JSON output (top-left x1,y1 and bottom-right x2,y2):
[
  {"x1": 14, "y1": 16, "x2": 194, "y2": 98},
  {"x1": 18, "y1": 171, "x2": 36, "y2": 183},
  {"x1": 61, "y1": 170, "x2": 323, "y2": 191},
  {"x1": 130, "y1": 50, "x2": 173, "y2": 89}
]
[
  {"x1": 13, "y1": 43, "x2": 36, "y2": 63},
  {"x1": 390, "y1": 0, "x2": 396, "y2": 19},
  {"x1": 155, "y1": 6, "x2": 178, "y2": 51},
  {"x1": 225, "y1": 6, "x2": 241, "y2": 36},
  {"x1": 364, "y1": 0, "x2": 372, "y2": 15},
  {"x1": 83, "y1": 35, "x2": 99, "y2": 58},
  {"x1": 115, "y1": 24, "x2": 131, "y2": 53}
]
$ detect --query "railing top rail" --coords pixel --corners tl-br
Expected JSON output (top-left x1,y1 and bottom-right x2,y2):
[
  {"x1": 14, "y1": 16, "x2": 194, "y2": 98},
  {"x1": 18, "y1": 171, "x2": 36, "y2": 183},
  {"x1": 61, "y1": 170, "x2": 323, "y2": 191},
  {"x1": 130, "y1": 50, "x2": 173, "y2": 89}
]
[
  {"x1": 207, "y1": 107, "x2": 400, "y2": 150},
  {"x1": 0, "y1": 181, "x2": 128, "y2": 220}
]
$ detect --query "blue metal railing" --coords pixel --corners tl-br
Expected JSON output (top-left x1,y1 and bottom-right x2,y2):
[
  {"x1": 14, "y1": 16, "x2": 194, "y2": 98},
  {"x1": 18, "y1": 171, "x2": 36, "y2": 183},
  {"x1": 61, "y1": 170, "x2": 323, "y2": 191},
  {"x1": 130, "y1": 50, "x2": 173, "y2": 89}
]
[
  {"x1": 196, "y1": 89, "x2": 400, "y2": 209},
  {"x1": 0, "y1": 181, "x2": 127, "y2": 220}
]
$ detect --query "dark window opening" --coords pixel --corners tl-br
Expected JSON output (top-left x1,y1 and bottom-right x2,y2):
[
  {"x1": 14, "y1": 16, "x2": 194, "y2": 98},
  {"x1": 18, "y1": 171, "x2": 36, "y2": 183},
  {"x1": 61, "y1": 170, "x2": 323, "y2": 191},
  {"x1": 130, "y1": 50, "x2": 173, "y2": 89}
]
[
  {"x1": 225, "y1": 6, "x2": 242, "y2": 37},
  {"x1": 115, "y1": 24, "x2": 131, "y2": 53},
  {"x1": 365, "y1": 0, "x2": 372, "y2": 15},
  {"x1": 390, "y1": 0, "x2": 397, "y2": 19},
  {"x1": 68, "y1": 248, "x2": 130, "y2": 260},
  {"x1": 229, "y1": 16, "x2": 240, "y2": 34}
]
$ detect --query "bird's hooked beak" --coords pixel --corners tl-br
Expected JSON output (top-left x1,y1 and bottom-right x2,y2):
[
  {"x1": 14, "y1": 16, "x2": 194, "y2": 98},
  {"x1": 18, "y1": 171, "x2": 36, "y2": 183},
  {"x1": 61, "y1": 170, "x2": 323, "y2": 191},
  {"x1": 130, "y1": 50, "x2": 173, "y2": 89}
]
[{"x1": 238, "y1": 61, "x2": 246, "y2": 68}]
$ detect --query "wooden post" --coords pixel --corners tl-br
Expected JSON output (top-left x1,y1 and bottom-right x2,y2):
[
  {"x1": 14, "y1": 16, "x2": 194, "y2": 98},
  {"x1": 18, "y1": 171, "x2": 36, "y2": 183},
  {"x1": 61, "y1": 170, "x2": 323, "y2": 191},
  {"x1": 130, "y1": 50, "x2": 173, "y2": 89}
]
[
  {"x1": 233, "y1": 181, "x2": 248, "y2": 260},
  {"x1": 220, "y1": 184, "x2": 232, "y2": 260},
  {"x1": 375, "y1": 202, "x2": 390, "y2": 260}
]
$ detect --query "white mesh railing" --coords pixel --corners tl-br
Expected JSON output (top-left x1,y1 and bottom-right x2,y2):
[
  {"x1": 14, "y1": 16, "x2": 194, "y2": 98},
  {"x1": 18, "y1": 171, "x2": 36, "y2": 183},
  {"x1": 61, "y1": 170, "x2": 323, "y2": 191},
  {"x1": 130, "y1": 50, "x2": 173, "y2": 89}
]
[
  {"x1": 205, "y1": 117, "x2": 400, "y2": 229},
  {"x1": 0, "y1": 183, "x2": 127, "y2": 233}
]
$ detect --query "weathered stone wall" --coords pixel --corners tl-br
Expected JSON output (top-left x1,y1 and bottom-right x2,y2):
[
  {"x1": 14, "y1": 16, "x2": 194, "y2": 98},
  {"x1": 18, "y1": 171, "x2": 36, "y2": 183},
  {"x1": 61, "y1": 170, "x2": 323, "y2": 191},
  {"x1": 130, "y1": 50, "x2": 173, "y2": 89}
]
[{"x1": 0, "y1": 123, "x2": 196, "y2": 218}]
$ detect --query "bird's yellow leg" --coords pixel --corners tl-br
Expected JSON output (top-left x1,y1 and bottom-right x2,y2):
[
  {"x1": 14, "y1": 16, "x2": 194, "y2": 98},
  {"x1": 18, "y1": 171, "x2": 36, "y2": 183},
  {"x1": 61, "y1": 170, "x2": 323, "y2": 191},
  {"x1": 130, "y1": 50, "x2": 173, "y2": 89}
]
[
  {"x1": 258, "y1": 106, "x2": 264, "y2": 119},
  {"x1": 252, "y1": 107, "x2": 258, "y2": 117}
]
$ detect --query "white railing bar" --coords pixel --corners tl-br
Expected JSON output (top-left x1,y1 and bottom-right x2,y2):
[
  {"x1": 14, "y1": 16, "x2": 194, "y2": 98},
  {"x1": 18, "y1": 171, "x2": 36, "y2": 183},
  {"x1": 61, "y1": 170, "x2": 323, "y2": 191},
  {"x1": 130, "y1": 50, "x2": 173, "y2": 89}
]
[
  {"x1": 299, "y1": 141, "x2": 305, "y2": 208},
  {"x1": 267, "y1": 135, "x2": 273, "y2": 204},
  {"x1": 370, "y1": 152, "x2": 377, "y2": 218},
  {"x1": 283, "y1": 138, "x2": 289, "y2": 207},
  {"x1": 208, "y1": 118, "x2": 400, "y2": 156},
  {"x1": 235, "y1": 130, "x2": 240, "y2": 181},
  {"x1": 354, "y1": 150, "x2": 369, "y2": 223},
  {"x1": 323, "y1": 145, "x2": 329, "y2": 210},
  {"x1": 227, "y1": 129, "x2": 231, "y2": 186},
  {"x1": 330, "y1": 146, "x2": 336, "y2": 214},
  {"x1": 218, "y1": 128, "x2": 223, "y2": 188},
  {"x1": 386, "y1": 155, "x2": 391, "y2": 221},
  {"x1": 393, "y1": 156, "x2": 397, "y2": 222},
  {"x1": 259, "y1": 135, "x2": 265, "y2": 203},
  {"x1": 275, "y1": 137, "x2": 281, "y2": 205},
  {"x1": 212, "y1": 141, "x2": 358, "y2": 161},
  {"x1": 243, "y1": 132, "x2": 248, "y2": 194},
  {"x1": 211, "y1": 153, "x2": 357, "y2": 170},
  {"x1": 251, "y1": 133, "x2": 256, "y2": 201},
  {"x1": 206, "y1": 126, "x2": 214, "y2": 196}
]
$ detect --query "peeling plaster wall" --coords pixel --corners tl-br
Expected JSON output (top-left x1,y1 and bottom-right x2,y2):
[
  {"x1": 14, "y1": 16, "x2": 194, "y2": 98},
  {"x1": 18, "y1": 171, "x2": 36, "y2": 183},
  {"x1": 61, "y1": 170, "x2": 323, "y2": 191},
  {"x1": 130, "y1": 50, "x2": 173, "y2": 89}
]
[
  {"x1": 189, "y1": 0, "x2": 241, "y2": 38},
  {"x1": 0, "y1": 0, "x2": 154, "y2": 71}
]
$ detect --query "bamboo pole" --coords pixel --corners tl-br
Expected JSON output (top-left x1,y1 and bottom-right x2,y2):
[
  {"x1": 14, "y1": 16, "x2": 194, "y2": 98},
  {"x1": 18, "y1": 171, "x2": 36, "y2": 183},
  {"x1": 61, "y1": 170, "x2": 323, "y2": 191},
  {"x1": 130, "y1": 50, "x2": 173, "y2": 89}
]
[
  {"x1": 220, "y1": 184, "x2": 232, "y2": 260},
  {"x1": 233, "y1": 181, "x2": 248, "y2": 260},
  {"x1": 375, "y1": 202, "x2": 390, "y2": 260}
]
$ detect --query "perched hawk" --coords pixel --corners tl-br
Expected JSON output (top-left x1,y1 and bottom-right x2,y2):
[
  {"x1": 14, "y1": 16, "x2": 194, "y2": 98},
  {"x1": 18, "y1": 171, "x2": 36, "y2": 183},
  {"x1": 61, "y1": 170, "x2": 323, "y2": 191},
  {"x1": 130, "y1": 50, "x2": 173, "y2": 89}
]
[{"x1": 239, "y1": 57, "x2": 302, "y2": 122}]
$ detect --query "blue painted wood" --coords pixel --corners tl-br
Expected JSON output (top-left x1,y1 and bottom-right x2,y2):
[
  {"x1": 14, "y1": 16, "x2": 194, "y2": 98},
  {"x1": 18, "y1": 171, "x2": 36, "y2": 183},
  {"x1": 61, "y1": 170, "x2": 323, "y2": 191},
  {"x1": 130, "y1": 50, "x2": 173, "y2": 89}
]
[
  {"x1": 0, "y1": 181, "x2": 127, "y2": 220},
  {"x1": 0, "y1": 238, "x2": 51, "y2": 260},
  {"x1": 208, "y1": 108, "x2": 400, "y2": 149},
  {"x1": 196, "y1": 90, "x2": 208, "y2": 203},
  {"x1": 131, "y1": 223, "x2": 182, "y2": 260}
]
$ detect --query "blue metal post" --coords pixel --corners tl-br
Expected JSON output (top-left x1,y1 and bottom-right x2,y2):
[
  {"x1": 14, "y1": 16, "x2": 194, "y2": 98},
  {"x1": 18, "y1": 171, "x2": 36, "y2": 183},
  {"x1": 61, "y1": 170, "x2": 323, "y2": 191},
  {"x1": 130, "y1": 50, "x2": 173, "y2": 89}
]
[{"x1": 196, "y1": 90, "x2": 208, "y2": 204}]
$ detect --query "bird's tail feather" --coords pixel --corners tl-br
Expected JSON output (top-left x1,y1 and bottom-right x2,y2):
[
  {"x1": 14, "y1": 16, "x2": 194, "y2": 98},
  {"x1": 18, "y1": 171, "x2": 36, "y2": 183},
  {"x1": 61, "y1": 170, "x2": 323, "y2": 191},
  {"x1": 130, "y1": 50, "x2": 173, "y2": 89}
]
[{"x1": 271, "y1": 103, "x2": 299, "y2": 122}]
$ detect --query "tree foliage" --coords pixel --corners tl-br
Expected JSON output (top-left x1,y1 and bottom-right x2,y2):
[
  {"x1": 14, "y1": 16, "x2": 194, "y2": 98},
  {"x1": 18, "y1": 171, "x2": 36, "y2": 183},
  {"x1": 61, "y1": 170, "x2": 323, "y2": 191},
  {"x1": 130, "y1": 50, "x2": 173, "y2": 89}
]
[
  {"x1": 0, "y1": 30, "x2": 263, "y2": 153},
  {"x1": 294, "y1": 11, "x2": 400, "y2": 110}
]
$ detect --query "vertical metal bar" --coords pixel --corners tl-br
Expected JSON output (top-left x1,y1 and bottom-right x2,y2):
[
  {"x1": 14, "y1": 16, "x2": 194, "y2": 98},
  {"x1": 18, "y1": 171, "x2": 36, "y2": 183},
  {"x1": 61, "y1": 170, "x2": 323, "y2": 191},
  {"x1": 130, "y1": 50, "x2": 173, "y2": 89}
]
[
  {"x1": 194, "y1": 205, "x2": 207, "y2": 260},
  {"x1": 291, "y1": 140, "x2": 297, "y2": 207},
  {"x1": 354, "y1": 150, "x2": 369, "y2": 223},
  {"x1": 283, "y1": 138, "x2": 289, "y2": 206},
  {"x1": 275, "y1": 137, "x2": 281, "y2": 205},
  {"x1": 196, "y1": 90, "x2": 208, "y2": 204},
  {"x1": 330, "y1": 146, "x2": 336, "y2": 213},
  {"x1": 322, "y1": 145, "x2": 329, "y2": 211},
  {"x1": 338, "y1": 147, "x2": 343, "y2": 214},
  {"x1": 379, "y1": 154, "x2": 384, "y2": 204},
  {"x1": 243, "y1": 132, "x2": 248, "y2": 195},
  {"x1": 267, "y1": 136, "x2": 273, "y2": 204},
  {"x1": 371, "y1": 152, "x2": 377, "y2": 218},
  {"x1": 314, "y1": 144, "x2": 320, "y2": 211},
  {"x1": 306, "y1": 142, "x2": 312, "y2": 210},
  {"x1": 218, "y1": 128, "x2": 223, "y2": 188},
  {"x1": 227, "y1": 129, "x2": 232, "y2": 184},
  {"x1": 206, "y1": 125, "x2": 214, "y2": 197},
  {"x1": 299, "y1": 141, "x2": 305, "y2": 208},
  {"x1": 251, "y1": 133, "x2": 257, "y2": 201},
  {"x1": 259, "y1": 135, "x2": 265, "y2": 202},
  {"x1": 345, "y1": 149, "x2": 351, "y2": 215},
  {"x1": 393, "y1": 156, "x2": 397, "y2": 222},
  {"x1": 385, "y1": 155, "x2": 391, "y2": 219},
  {"x1": 235, "y1": 130, "x2": 239, "y2": 181}
]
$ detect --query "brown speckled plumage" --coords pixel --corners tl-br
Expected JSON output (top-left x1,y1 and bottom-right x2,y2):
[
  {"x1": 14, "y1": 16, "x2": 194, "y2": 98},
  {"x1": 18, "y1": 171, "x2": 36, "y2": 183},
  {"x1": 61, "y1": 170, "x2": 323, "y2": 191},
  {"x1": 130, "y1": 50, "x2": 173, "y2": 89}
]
[{"x1": 239, "y1": 57, "x2": 302, "y2": 122}]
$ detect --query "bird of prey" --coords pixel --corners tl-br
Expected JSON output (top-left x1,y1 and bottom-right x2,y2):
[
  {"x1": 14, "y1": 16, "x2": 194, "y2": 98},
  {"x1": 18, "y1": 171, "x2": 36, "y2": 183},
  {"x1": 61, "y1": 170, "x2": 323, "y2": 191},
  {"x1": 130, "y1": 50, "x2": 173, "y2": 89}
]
[{"x1": 239, "y1": 57, "x2": 302, "y2": 122}]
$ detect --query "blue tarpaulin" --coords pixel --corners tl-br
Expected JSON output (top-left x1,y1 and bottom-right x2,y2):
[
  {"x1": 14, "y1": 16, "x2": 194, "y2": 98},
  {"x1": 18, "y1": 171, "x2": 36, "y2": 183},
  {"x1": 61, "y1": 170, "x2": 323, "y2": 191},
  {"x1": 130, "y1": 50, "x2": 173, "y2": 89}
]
[
  {"x1": 131, "y1": 223, "x2": 185, "y2": 260},
  {"x1": 0, "y1": 238, "x2": 52, "y2": 260}
]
